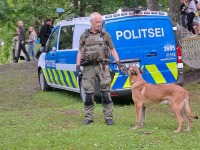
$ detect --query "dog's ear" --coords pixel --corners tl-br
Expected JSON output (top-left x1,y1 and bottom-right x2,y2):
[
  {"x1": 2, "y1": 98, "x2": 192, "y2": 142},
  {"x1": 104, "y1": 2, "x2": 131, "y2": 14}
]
[
  {"x1": 131, "y1": 70, "x2": 137, "y2": 75},
  {"x1": 139, "y1": 69, "x2": 144, "y2": 74}
]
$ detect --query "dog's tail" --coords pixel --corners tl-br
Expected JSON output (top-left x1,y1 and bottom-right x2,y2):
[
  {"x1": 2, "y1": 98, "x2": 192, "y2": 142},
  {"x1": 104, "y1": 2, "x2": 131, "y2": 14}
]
[{"x1": 184, "y1": 92, "x2": 198, "y2": 119}]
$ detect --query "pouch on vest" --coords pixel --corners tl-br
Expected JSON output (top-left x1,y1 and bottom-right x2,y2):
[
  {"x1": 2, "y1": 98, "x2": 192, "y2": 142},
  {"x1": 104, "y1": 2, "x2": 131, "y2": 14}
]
[{"x1": 82, "y1": 35, "x2": 108, "y2": 61}]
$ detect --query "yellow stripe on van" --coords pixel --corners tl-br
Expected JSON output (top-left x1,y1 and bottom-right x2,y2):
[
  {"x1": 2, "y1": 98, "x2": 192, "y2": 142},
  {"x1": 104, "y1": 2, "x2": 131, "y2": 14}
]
[
  {"x1": 123, "y1": 77, "x2": 131, "y2": 88},
  {"x1": 63, "y1": 71, "x2": 72, "y2": 87},
  {"x1": 47, "y1": 68, "x2": 55, "y2": 84},
  {"x1": 145, "y1": 64, "x2": 166, "y2": 84},
  {"x1": 166, "y1": 62, "x2": 178, "y2": 80},
  {"x1": 52, "y1": 69, "x2": 61, "y2": 85},
  {"x1": 42, "y1": 68, "x2": 50, "y2": 83},
  {"x1": 111, "y1": 72, "x2": 119, "y2": 87},
  {"x1": 57, "y1": 70, "x2": 66, "y2": 86},
  {"x1": 69, "y1": 71, "x2": 78, "y2": 89}
]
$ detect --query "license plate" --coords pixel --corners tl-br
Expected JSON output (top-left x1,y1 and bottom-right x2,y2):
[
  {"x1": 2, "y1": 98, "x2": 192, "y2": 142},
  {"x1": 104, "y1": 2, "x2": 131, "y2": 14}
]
[{"x1": 124, "y1": 62, "x2": 140, "y2": 68}]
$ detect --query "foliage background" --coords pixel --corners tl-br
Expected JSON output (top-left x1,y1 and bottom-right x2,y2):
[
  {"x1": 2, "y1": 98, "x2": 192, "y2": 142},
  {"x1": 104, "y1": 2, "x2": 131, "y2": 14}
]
[{"x1": 0, "y1": 0, "x2": 178, "y2": 64}]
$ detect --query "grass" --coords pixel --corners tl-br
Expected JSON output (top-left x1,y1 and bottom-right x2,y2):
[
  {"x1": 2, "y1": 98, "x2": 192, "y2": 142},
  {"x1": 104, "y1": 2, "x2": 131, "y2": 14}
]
[{"x1": 0, "y1": 62, "x2": 200, "y2": 149}]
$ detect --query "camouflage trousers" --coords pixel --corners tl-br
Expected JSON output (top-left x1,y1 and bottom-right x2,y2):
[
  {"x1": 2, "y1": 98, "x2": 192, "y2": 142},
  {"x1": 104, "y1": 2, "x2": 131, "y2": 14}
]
[
  {"x1": 82, "y1": 64, "x2": 113, "y2": 120},
  {"x1": 82, "y1": 64, "x2": 111, "y2": 93}
]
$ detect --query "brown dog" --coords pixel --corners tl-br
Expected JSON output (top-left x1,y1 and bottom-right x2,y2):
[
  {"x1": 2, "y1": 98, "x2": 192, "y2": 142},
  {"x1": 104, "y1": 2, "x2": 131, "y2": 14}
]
[{"x1": 128, "y1": 66, "x2": 198, "y2": 132}]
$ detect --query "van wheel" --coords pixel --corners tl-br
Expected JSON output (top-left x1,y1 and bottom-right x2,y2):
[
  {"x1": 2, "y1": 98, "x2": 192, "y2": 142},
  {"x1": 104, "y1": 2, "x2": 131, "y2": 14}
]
[
  {"x1": 79, "y1": 80, "x2": 86, "y2": 103},
  {"x1": 39, "y1": 70, "x2": 51, "y2": 91}
]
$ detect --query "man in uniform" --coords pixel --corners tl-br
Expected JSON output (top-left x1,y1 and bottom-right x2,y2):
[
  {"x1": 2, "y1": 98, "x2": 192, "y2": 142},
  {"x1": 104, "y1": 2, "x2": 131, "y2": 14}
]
[{"x1": 76, "y1": 12, "x2": 126, "y2": 125}]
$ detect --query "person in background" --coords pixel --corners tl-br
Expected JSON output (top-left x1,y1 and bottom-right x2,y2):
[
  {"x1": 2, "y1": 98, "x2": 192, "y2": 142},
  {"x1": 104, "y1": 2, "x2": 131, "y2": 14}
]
[
  {"x1": 180, "y1": 0, "x2": 188, "y2": 28},
  {"x1": 193, "y1": 0, "x2": 200, "y2": 35},
  {"x1": 35, "y1": 18, "x2": 52, "y2": 59},
  {"x1": 27, "y1": 26, "x2": 37, "y2": 60},
  {"x1": 12, "y1": 28, "x2": 19, "y2": 62},
  {"x1": 76, "y1": 12, "x2": 127, "y2": 125},
  {"x1": 186, "y1": 0, "x2": 197, "y2": 34},
  {"x1": 14, "y1": 20, "x2": 30, "y2": 63}
]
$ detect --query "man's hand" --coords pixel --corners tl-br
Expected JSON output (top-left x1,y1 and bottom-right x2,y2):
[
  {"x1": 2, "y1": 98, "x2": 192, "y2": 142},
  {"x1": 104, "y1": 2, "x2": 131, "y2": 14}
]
[
  {"x1": 116, "y1": 61, "x2": 128, "y2": 73},
  {"x1": 76, "y1": 65, "x2": 83, "y2": 78}
]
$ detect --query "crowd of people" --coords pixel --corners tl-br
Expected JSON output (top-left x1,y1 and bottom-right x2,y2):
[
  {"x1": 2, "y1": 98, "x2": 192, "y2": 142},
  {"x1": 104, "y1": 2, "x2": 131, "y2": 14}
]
[
  {"x1": 12, "y1": 19, "x2": 52, "y2": 63},
  {"x1": 180, "y1": 0, "x2": 200, "y2": 35}
]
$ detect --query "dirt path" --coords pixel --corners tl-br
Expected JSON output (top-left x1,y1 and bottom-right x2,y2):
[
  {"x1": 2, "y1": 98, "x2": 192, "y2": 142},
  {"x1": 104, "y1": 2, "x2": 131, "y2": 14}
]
[{"x1": 184, "y1": 69, "x2": 200, "y2": 83}]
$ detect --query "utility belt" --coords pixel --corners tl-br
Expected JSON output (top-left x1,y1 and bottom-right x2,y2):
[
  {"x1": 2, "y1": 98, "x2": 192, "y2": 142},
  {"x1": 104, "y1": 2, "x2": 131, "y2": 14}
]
[{"x1": 80, "y1": 60, "x2": 110, "y2": 66}]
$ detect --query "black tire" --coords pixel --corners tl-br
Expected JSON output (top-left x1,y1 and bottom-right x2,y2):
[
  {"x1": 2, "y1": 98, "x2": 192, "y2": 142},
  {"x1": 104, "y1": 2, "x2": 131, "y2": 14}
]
[
  {"x1": 39, "y1": 69, "x2": 51, "y2": 91},
  {"x1": 79, "y1": 79, "x2": 86, "y2": 103}
]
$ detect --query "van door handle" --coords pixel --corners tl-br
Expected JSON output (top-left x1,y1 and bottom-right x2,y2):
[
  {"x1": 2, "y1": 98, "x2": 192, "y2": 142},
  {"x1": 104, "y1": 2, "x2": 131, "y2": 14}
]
[{"x1": 147, "y1": 52, "x2": 158, "y2": 57}]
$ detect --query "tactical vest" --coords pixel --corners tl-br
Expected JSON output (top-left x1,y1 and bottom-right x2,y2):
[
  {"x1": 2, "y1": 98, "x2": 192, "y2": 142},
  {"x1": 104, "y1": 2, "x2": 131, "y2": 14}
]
[{"x1": 81, "y1": 29, "x2": 110, "y2": 62}]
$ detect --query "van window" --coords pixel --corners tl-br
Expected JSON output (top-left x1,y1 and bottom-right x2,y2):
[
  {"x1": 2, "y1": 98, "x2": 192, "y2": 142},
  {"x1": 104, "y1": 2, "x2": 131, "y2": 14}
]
[
  {"x1": 73, "y1": 24, "x2": 91, "y2": 49},
  {"x1": 58, "y1": 25, "x2": 74, "y2": 50},
  {"x1": 48, "y1": 28, "x2": 58, "y2": 51}
]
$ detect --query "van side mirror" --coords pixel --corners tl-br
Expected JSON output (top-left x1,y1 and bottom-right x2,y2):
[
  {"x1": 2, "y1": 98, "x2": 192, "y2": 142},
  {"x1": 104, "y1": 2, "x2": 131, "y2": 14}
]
[{"x1": 52, "y1": 47, "x2": 56, "y2": 51}]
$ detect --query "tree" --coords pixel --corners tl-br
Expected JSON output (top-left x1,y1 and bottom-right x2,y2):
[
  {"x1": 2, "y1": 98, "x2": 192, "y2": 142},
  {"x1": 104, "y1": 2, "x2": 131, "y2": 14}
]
[
  {"x1": 146, "y1": 0, "x2": 160, "y2": 11},
  {"x1": 0, "y1": 0, "x2": 72, "y2": 64},
  {"x1": 168, "y1": 0, "x2": 180, "y2": 23}
]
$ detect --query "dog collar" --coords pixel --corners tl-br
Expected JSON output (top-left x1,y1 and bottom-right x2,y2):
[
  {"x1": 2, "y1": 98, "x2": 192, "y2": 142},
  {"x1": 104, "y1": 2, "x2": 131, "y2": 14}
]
[
  {"x1": 131, "y1": 80, "x2": 145, "y2": 88},
  {"x1": 131, "y1": 80, "x2": 137, "y2": 85}
]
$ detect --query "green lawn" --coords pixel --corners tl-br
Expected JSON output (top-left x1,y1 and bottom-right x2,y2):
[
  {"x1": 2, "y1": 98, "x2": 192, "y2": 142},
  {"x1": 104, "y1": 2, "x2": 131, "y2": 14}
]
[{"x1": 1, "y1": 87, "x2": 200, "y2": 149}]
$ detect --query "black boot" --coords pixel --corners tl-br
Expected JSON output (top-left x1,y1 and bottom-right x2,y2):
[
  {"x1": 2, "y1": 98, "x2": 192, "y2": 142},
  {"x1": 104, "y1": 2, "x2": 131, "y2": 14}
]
[
  {"x1": 105, "y1": 119, "x2": 114, "y2": 125},
  {"x1": 82, "y1": 119, "x2": 94, "y2": 125}
]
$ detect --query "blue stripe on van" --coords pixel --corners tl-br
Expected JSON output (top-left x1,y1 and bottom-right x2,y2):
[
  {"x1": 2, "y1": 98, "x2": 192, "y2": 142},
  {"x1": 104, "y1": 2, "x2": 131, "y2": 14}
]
[
  {"x1": 67, "y1": 71, "x2": 76, "y2": 88},
  {"x1": 43, "y1": 68, "x2": 51, "y2": 83},
  {"x1": 62, "y1": 70, "x2": 71, "y2": 87},
  {"x1": 143, "y1": 67, "x2": 156, "y2": 84},
  {"x1": 157, "y1": 64, "x2": 177, "y2": 83},
  {"x1": 61, "y1": 70, "x2": 69, "y2": 86},
  {"x1": 55, "y1": 69, "x2": 62, "y2": 85},
  {"x1": 112, "y1": 74, "x2": 128, "y2": 89},
  {"x1": 50, "y1": 69, "x2": 57, "y2": 84}
]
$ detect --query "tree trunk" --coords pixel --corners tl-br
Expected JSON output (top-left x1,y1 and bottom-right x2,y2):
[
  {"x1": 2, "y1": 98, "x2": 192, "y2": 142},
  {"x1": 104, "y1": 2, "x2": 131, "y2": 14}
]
[
  {"x1": 168, "y1": 0, "x2": 180, "y2": 23},
  {"x1": 146, "y1": 0, "x2": 160, "y2": 11},
  {"x1": 80, "y1": 0, "x2": 87, "y2": 17},
  {"x1": 73, "y1": 0, "x2": 79, "y2": 16}
]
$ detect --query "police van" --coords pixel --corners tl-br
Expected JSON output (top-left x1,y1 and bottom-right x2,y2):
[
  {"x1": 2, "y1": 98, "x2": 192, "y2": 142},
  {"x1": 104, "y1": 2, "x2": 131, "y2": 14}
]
[{"x1": 37, "y1": 9, "x2": 183, "y2": 102}]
